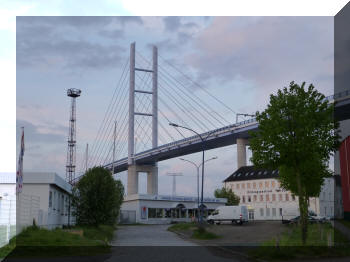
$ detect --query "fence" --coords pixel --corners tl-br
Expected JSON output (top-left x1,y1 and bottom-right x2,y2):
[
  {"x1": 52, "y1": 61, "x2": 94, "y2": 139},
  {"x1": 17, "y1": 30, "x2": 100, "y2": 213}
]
[
  {"x1": 0, "y1": 194, "x2": 40, "y2": 248},
  {"x1": 119, "y1": 210, "x2": 136, "y2": 224},
  {"x1": 0, "y1": 198, "x2": 16, "y2": 248}
]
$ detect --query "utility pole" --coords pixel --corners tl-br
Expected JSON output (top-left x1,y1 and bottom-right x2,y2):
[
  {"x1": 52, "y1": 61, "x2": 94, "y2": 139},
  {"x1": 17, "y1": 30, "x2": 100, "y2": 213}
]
[
  {"x1": 167, "y1": 173, "x2": 183, "y2": 196},
  {"x1": 112, "y1": 121, "x2": 116, "y2": 176}
]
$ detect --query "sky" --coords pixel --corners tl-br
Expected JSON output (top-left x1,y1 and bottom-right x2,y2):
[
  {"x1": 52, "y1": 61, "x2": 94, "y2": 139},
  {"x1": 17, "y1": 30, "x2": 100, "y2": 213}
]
[{"x1": 0, "y1": 0, "x2": 347, "y2": 198}]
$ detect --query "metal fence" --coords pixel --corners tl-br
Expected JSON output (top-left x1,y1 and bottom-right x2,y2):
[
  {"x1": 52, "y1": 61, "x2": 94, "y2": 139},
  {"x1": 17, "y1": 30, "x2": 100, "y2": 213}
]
[
  {"x1": 0, "y1": 194, "x2": 40, "y2": 248},
  {"x1": 0, "y1": 198, "x2": 16, "y2": 248},
  {"x1": 119, "y1": 210, "x2": 136, "y2": 224}
]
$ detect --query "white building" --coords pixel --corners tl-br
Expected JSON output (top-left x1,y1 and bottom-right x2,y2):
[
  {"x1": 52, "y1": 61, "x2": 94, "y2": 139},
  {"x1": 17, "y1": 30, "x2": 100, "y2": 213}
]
[
  {"x1": 223, "y1": 166, "x2": 335, "y2": 220},
  {"x1": 22, "y1": 172, "x2": 74, "y2": 229},
  {"x1": 121, "y1": 194, "x2": 227, "y2": 224},
  {"x1": 0, "y1": 172, "x2": 74, "y2": 230}
]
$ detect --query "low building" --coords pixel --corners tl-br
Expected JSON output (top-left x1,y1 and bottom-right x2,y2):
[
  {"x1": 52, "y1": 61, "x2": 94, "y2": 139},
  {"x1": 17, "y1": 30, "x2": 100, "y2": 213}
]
[
  {"x1": 22, "y1": 172, "x2": 74, "y2": 229},
  {"x1": 0, "y1": 172, "x2": 74, "y2": 229},
  {"x1": 223, "y1": 166, "x2": 334, "y2": 220},
  {"x1": 120, "y1": 194, "x2": 227, "y2": 224}
]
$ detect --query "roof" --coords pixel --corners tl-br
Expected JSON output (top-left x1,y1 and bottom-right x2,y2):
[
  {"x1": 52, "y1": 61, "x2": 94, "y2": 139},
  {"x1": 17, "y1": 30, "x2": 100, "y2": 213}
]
[
  {"x1": 23, "y1": 172, "x2": 72, "y2": 193},
  {"x1": 223, "y1": 165, "x2": 279, "y2": 182}
]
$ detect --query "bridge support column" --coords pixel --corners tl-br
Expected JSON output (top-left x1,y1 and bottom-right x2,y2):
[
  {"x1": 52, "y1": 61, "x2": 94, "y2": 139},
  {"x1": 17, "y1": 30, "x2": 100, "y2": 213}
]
[
  {"x1": 127, "y1": 164, "x2": 158, "y2": 196},
  {"x1": 237, "y1": 138, "x2": 248, "y2": 169}
]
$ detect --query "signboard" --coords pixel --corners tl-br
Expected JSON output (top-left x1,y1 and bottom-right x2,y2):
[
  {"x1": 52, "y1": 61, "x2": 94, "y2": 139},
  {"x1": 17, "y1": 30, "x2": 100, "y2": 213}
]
[{"x1": 141, "y1": 206, "x2": 147, "y2": 219}]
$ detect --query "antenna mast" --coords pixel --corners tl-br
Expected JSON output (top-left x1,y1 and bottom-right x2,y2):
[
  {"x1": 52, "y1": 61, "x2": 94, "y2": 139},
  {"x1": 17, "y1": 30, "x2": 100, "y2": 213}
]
[{"x1": 66, "y1": 88, "x2": 81, "y2": 184}]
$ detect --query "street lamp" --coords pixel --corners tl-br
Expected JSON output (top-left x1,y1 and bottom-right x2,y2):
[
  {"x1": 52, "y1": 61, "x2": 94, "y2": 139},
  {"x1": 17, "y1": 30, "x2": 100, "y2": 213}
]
[
  {"x1": 180, "y1": 157, "x2": 218, "y2": 222},
  {"x1": 169, "y1": 122, "x2": 217, "y2": 226}
]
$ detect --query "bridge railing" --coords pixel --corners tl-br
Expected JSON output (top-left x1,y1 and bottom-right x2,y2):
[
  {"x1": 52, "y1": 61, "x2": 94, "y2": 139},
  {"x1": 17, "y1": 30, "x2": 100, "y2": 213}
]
[{"x1": 324, "y1": 90, "x2": 350, "y2": 102}]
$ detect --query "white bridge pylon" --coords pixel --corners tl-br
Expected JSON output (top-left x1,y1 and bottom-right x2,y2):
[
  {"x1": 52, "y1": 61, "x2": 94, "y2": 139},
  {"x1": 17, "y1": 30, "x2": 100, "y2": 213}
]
[{"x1": 127, "y1": 42, "x2": 158, "y2": 195}]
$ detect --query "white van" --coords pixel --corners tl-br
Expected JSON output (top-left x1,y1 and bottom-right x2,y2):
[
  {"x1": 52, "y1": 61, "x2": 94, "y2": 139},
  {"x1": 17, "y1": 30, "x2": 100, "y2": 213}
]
[{"x1": 207, "y1": 206, "x2": 248, "y2": 225}]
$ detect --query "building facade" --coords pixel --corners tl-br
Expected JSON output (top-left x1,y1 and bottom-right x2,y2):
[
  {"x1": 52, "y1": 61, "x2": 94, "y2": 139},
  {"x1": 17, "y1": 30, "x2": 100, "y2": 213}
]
[
  {"x1": 120, "y1": 194, "x2": 227, "y2": 224},
  {"x1": 223, "y1": 166, "x2": 334, "y2": 220}
]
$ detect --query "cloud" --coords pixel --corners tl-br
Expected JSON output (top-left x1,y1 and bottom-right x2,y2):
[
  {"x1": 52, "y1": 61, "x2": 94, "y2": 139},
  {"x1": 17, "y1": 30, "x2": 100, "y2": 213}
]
[
  {"x1": 16, "y1": 119, "x2": 66, "y2": 144},
  {"x1": 163, "y1": 16, "x2": 181, "y2": 31},
  {"x1": 16, "y1": 16, "x2": 136, "y2": 70},
  {"x1": 186, "y1": 17, "x2": 334, "y2": 98}
]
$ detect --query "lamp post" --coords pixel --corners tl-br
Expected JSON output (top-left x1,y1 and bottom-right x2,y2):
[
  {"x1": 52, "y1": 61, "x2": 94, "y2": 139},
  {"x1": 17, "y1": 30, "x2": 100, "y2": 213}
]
[
  {"x1": 169, "y1": 122, "x2": 217, "y2": 226},
  {"x1": 180, "y1": 156, "x2": 218, "y2": 222}
]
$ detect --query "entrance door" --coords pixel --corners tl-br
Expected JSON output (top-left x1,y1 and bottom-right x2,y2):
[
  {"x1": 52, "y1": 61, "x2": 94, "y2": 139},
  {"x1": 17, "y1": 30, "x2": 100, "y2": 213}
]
[{"x1": 248, "y1": 210, "x2": 254, "y2": 220}]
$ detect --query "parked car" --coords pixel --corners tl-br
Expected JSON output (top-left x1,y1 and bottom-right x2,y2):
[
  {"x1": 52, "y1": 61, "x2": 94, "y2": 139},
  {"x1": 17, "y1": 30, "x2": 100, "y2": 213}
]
[
  {"x1": 282, "y1": 209, "x2": 326, "y2": 224},
  {"x1": 289, "y1": 215, "x2": 326, "y2": 224},
  {"x1": 207, "y1": 205, "x2": 248, "y2": 225}
]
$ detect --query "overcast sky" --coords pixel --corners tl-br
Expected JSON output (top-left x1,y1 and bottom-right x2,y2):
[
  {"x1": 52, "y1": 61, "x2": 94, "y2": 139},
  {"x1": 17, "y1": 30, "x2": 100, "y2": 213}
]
[{"x1": 16, "y1": 16, "x2": 334, "y2": 197}]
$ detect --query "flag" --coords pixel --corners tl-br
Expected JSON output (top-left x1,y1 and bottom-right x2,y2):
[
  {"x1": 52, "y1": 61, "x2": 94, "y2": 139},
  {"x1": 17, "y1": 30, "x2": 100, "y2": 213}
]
[{"x1": 16, "y1": 128, "x2": 25, "y2": 194}]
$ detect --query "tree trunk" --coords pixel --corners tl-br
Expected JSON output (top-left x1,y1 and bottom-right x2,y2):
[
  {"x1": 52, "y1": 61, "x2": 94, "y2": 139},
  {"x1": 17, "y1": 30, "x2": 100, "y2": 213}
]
[{"x1": 296, "y1": 171, "x2": 308, "y2": 245}]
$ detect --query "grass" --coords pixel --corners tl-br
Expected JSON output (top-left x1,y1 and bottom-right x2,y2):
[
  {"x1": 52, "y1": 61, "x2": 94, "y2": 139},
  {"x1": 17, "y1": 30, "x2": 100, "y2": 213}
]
[
  {"x1": 249, "y1": 222, "x2": 350, "y2": 261},
  {"x1": 0, "y1": 224, "x2": 116, "y2": 259},
  {"x1": 168, "y1": 222, "x2": 219, "y2": 240}
]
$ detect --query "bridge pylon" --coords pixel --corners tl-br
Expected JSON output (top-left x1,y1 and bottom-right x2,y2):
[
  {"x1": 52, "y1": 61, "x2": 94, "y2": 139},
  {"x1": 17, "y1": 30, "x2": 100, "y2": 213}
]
[{"x1": 127, "y1": 42, "x2": 158, "y2": 195}]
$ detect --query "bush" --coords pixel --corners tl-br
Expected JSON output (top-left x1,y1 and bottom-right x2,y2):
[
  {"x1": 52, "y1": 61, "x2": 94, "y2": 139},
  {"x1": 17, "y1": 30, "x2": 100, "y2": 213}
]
[{"x1": 72, "y1": 167, "x2": 124, "y2": 226}]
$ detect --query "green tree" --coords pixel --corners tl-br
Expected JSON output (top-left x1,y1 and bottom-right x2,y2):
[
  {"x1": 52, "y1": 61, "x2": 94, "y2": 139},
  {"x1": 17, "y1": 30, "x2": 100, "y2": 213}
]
[
  {"x1": 214, "y1": 187, "x2": 240, "y2": 205},
  {"x1": 249, "y1": 81, "x2": 340, "y2": 245},
  {"x1": 72, "y1": 166, "x2": 124, "y2": 226}
]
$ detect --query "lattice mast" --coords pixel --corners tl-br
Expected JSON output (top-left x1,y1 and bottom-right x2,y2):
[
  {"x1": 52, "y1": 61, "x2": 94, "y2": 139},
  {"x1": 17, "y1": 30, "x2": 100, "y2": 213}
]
[{"x1": 66, "y1": 88, "x2": 81, "y2": 184}]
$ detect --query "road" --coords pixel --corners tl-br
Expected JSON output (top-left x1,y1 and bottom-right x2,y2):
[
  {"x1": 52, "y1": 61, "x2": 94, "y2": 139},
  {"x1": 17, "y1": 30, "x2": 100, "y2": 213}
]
[{"x1": 106, "y1": 224, "x2": 251, "y2": 262}]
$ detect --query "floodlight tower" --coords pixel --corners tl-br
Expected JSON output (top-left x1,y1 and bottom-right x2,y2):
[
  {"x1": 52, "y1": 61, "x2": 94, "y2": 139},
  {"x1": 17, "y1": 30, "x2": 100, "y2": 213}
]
[{"x1": 66, "y1": 88, "x2": 81, "y2": 184}]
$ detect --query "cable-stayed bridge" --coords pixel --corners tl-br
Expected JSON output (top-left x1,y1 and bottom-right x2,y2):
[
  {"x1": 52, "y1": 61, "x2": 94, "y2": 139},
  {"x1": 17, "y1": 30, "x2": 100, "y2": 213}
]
[{"x1": 78, "y1": 43, "x2": 350, "y2": 195}]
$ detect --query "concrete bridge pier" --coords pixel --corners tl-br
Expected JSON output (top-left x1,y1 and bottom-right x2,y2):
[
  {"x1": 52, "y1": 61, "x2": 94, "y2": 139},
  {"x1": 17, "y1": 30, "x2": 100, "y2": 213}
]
[
  {"x1": 127, "y1": 164, "x2": 158, "y2": 195},
  {"x1": 237, "y1": 138, "x2": 248, "y2": 169}
]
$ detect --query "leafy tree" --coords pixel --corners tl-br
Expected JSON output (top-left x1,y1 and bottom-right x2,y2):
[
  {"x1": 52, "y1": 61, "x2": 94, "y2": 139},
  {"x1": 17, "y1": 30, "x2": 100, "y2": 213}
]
[
  {"x1": 249, "y1": 81, "x2": 340, "y2": 245},
  {"x1": 214, "y1": 187, "x2": 240, "y2": 205},
  {"x1": 72, "y1": 166, "x2": 124, "y2": 226}
]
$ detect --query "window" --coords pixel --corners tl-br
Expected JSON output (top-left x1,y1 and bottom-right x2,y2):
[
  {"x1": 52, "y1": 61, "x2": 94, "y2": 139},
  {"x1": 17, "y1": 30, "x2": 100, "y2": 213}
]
[
  {"x1": 324, "y1": 207, "x2": 327, "y2": 216},
  {"x1": 253, "y1": 195, "x2": 257, "y2": 202},
  {"x1": 266, "y1": 194, "x2": 270, "y2": 201},
  {"x1": 242, "y1": 183, "x2": 245, "y2": 189},
  {"x1": 292, "y1": 194, "x2": 295, "y2": 201},
  {"x1": 279, "y1": 194, "x2": 283, "y2": 201},
  {"x1": 245, "y1": 172, "x2": 249, "y2": 176},
  {"x1": 65, "y1": 196, "x2": 68, "y2": 216},
  {"x1": 266, "y1": 208, "x2": 270, "y2": 217},
  {"x1": 49, "y1": 191, "x2": 52, "y2": 208},
  {"x1": 258, "y1": 171, "x2": 262, "y2": 175},
  {"x1": 156, "y1": 208, "x2": 164, "y2": 218},
  {"x1": 260, "y1": 195, "x2": 264, "y2": 202},
  {"x1": 236, "y1": 184, "x2": 240, "y2": 189},
  {"x1": 248, "y1": 196, "x2": 251, "y2": 202},
  {"x1": 272, "y1": 194, "x2": 276, "y2": 201},
  {"x1": 323, "y1": 192, "x2": 326, "y2": 200},
  {"x1": 265, "y1": 181, "x2": 269, "y2": 188},
  {"x1": 272, "y1": 208, "x2": 276, "y2": 217},
  {"x1": 148, "y1": 208, "x2": 157, "y2": 218},
  {"x1": 61, "y1": 195, "x2": 64, "y2": 215},
  {"x1": 271, "y1": 181, "x2": 275, "y2": 188},
  {"x1": 260, "y1": 208, "x2": 264, "y2": 217},
  {"x1": 264, "y1": 171, "x2": 268, "y2": 175},
  {"x1": 247, "y1": 183, "x2": 251, "y2": 189},
  {"x1": 285, "y1": 194, "x2": 289, "y2": 201},
  {"x1": 57, "y1": 193, "x2": 60, "y2": 212},
  {"x1": 329, "y1": 193, "x2": 332, "y2": 201},
  {"x1": 242, "y1": 196, "x2": 245, "y2": 203},
  {"x1": 250, "y1": 172, "x2": 254, "y2": 176},
  {"x1": 253, "y1": 182, "x2": 256, "y2": 189},
  {"x1": 259, "y1": 182, "x2": 263, "y2": 189},
  {"x1": 279, "y1": 208, "x2": 283, "y2": 216},
  {"x1": 53, "y1": 191, "x2": 56, "y2": 210}
]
